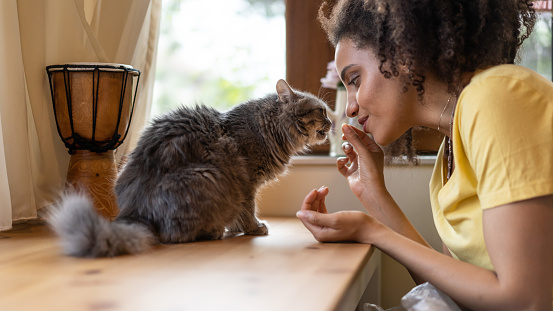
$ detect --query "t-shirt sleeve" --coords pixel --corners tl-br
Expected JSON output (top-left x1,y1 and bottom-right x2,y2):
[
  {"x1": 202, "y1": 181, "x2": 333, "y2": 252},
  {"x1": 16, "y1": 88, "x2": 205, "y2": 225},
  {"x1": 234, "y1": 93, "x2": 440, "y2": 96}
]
[{"x1": 457, "y1": 73, "x2": 553, "y2": 209}]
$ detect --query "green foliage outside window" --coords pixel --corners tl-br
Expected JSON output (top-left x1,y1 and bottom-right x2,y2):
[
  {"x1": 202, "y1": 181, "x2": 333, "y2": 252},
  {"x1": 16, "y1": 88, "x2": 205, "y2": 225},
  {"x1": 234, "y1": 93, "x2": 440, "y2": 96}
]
[
  {"x1": 520, "y1": 11, "x2": 552, "y2": 81},
  {"x1": 154, "y1": 2, "x2": 551, "y2": 120},
  {"x1": 152, "y1": 0, "x2": 285, "y2": 117}
]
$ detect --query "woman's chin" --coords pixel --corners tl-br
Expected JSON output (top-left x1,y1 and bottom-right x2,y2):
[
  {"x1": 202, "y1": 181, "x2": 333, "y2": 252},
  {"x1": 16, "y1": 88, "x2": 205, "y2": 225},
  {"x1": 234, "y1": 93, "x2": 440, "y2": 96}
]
[
  {"x1": 371, "y1": 134, "x2": 389, "y2": 146},
  {"x1": 373, "y1": 134, "x2": 400, "y2": 147}
]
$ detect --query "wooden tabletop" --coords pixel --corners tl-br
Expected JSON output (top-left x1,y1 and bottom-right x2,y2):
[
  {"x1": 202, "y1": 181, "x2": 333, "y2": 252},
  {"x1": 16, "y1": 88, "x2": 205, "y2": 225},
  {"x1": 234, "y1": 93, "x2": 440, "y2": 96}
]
[{"x1": 0, "y1": 217, "x2": 376, "y2": 311}]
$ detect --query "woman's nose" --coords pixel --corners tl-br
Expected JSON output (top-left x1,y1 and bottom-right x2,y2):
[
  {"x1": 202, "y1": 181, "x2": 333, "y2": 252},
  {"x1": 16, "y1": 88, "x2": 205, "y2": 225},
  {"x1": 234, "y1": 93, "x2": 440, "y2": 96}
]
[{"x1": 346, "y1": 92, "x2": 358, "y2": 117}]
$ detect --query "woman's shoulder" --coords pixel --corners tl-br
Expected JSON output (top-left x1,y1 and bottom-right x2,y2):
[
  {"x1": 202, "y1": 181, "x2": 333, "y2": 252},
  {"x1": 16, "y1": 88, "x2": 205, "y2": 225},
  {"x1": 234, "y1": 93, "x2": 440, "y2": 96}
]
[
  {"x1": 473, "y1": 64, "x2": 539, "y2": 79},
  {"x1": 459, "y1": 65, "x2": 553, "y2": 115},
  {"x1": 454, "y1": 65, "x2": 553, "y2": 210},
  {"x1": 467, "y1": 64, "x2": 553, "y2": 95},
  {"x1": 456, "y1": 64, "x2": 553, "y2": 152}
]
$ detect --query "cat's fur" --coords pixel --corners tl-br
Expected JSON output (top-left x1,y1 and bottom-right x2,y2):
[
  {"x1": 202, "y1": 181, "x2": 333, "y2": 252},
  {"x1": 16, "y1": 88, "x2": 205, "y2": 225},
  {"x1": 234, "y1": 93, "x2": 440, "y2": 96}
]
[{"x1": 48, "y1": 79, "x2": 332, "y2": 257}]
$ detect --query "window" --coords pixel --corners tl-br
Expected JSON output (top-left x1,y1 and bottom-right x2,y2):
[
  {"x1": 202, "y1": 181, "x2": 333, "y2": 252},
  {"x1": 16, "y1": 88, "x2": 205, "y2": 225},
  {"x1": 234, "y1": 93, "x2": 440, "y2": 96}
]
[
  {"x1": 153, "y1": 0, "x2": 333, "y2": 154},
  {"x1": 520, "y1": 3, "x2": 552, "y2": 81},
  {"x1": 152, "y1": 0, "x2": 285, "y2": 117}
]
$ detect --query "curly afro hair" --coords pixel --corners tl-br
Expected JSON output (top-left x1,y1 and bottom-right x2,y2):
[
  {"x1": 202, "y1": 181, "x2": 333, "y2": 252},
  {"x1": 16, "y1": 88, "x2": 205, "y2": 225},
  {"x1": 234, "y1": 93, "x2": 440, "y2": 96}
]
[{"x1": 319, "y1": 0, "x2": 536, "y2": 162}]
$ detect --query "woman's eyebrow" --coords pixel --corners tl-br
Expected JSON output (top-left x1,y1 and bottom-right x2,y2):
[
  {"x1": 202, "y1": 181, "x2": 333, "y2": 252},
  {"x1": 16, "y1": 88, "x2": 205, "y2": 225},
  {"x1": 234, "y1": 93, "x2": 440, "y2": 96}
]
[{"x1": 340, "y1": 64, "x2": 356, "y2": 82}]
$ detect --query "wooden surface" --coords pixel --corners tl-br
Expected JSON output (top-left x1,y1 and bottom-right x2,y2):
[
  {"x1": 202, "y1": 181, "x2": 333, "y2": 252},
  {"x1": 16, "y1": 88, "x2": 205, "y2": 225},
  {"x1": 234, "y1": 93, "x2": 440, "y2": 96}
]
[{"x1": 0, "y1": 217, "x2": 375, "y2": 311}]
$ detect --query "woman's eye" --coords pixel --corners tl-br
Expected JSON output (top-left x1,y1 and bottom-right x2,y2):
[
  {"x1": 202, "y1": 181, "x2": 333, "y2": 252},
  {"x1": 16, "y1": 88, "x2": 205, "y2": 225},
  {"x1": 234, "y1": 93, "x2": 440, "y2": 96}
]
[{"x1": 348, "y1": 76, "x2": 359, "y2": 87}]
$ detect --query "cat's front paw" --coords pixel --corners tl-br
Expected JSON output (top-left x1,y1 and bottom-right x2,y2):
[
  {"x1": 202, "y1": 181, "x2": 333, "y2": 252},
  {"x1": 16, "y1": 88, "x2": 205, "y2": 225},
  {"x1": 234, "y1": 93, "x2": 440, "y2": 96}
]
[{"x1": 246, "y1": 222, "x2": 269, "y2": 236}]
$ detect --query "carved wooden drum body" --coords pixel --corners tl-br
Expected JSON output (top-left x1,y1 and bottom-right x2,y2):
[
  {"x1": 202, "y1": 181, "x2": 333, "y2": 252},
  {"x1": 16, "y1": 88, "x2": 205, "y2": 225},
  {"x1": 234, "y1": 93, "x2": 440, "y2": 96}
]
[{"x1": 46, "y1": 63, "x2": 140, "y2": 219}]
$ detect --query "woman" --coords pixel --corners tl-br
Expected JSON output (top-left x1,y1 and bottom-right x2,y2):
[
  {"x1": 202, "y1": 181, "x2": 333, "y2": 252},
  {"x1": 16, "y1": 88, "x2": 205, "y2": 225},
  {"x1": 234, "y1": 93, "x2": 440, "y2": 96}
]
[{"x1": 296, "y1": 1, "x2": 553, "y2": 310}]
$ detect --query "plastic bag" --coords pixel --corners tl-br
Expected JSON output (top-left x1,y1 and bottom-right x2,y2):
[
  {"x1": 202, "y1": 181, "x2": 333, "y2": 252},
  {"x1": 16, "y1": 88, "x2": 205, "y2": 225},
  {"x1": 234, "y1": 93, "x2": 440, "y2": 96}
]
[
  {"x1": 364, "y1": 282, "x2": 461, "y2": 311},
  {"x1": 363, "y1": 303, "x2": 404, "y2": 311},
  {"x1": 401, "y1": 282, "x2": 461, "y2": 311}
]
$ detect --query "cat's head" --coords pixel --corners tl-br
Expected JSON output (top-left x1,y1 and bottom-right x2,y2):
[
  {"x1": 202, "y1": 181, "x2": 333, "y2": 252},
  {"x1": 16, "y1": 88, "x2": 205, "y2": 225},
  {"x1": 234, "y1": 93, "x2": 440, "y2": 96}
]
[{"x1": 276, "y1": 79, "x2": 332, "y2": 147}]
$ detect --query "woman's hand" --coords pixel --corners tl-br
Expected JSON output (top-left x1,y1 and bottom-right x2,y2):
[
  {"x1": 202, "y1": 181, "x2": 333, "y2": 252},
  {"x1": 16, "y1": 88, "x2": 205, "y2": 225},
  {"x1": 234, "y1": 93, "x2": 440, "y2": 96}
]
[
  {"x1": 296, "y1": 186, "x2": 376, "y2": 243},
  {"x1": 337, "y1": 124, "x2": 386, "y2": 200}
]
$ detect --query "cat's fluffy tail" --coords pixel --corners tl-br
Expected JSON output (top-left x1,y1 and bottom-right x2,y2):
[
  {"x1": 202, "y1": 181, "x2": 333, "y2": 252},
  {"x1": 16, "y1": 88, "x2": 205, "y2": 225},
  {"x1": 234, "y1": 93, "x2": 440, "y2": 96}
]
[{"x1": 47, "y1": 193, "x2": 155, "y2": 258}]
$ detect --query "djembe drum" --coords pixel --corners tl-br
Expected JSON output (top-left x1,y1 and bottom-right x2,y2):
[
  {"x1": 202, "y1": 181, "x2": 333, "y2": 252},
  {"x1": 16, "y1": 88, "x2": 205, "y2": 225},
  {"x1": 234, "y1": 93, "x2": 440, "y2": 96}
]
[{"x1": 46, "y1": 63, "x2": 140, "y2": 220}]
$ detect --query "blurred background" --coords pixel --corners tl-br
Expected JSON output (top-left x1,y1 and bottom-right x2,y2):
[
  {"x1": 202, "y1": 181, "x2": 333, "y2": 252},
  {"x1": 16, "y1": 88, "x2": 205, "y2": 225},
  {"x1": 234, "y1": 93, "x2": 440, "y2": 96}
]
[
  {"x1": 520, "y1": 5, "x2": 552, "y2": 81},
  {"x1": 153, "y1": 0, "x2": 551, "y2": 119},
  {"x1": 152, "y1": 0, "x2": 285, "y2": 117}
]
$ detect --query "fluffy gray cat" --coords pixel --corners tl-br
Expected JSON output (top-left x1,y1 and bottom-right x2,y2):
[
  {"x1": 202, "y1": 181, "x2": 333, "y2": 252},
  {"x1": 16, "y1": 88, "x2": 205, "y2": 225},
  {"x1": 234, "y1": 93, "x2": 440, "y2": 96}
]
[{"x1": 48, "y1": 79, "x2": 332, "y2": 257}]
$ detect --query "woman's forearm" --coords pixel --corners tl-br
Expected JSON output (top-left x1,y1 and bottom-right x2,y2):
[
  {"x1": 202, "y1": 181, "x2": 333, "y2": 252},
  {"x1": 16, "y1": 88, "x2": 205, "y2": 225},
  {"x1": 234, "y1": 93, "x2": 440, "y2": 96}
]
[
  {"x1": 364, "y1": 222, "x2": 549, "y2": 311},
  {"x1": 358, "y1": 190, "x2": 435, "y2": 285},
  {"x1": 359, "y1": 189, "x2": 431, "y2": 248}
]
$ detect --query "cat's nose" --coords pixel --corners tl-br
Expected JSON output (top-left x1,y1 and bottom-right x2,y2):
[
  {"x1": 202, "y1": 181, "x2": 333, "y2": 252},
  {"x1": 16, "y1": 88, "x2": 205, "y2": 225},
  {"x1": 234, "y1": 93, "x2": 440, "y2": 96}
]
[{"x1": 325, "y1": 118, "x2": 332, "y2": 130}]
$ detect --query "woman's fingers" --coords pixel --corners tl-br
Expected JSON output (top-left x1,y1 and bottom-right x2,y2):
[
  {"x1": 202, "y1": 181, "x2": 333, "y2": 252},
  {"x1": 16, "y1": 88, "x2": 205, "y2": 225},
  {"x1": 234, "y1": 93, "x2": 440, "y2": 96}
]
[
  {"x1": 316, "y1": 186, "x2": 329, "y2": 213},
  {"x1": 337, "y1": 124, "x2": 383, "y2": 178},
  {"x1": 343, "y1": 141, "x2": 357, "y2": 162},
  {"x1": 337, "y1": 157, "x2": 349, "y2": 176},
  {"x1": 301, "y1": 186, "x2": 329, "y2": 213},
  {"x1": 297, "y1": 210, "x2": 370, "y2": 243},
  {"x1": 337, "y1": 141, "x2": 358, "y2": 177},
  {"x1": 301, "y1": 189, "x2": 318, "y2": 211},
  {"x1": 296, "y1": 210, "x2": 336, "y2": 241},
  {"x1": 342, "y1": 124, "x2": 382, "y2": 154},
  {"x1": 298, "y1": 218, "x2": 332, "y2": 242}
]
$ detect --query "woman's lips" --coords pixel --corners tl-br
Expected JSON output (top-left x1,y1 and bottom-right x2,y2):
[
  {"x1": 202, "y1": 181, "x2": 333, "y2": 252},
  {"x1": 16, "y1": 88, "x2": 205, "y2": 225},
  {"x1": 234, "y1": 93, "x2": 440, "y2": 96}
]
[{"x1": 358, "y1": 116, "x2": 368, "y2": 132}]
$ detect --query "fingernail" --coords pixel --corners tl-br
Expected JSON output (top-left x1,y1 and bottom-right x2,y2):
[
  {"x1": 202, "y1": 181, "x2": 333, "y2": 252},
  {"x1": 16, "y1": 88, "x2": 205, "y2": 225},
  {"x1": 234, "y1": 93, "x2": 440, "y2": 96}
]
[
  {"x1": 296, "y1": 211, "x2": 305, "y2": 218},
  {"x1": 342, "y1": 142, "x2": 352, "y2": 150}
]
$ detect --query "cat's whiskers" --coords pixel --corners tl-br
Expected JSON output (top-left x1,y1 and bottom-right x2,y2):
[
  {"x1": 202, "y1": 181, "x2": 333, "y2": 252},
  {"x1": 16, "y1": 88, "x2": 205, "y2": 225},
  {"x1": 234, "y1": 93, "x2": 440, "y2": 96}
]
[{"x1": 317, "y1": 86, "x2": 334, "y2": 105}]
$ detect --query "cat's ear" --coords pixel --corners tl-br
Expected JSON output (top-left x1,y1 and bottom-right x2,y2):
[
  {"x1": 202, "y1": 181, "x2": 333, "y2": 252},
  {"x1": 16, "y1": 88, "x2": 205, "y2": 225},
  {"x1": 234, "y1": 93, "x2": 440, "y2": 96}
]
[{"x1": 276, "y1": 79, "x2": 296, "y2": 104}]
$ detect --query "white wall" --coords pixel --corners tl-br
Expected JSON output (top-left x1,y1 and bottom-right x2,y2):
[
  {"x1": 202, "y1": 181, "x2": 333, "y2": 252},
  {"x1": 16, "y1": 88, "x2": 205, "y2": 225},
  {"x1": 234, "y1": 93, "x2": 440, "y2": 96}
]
[{"x1": 257, "y1": 156, "x2": 442, "y2": 308}]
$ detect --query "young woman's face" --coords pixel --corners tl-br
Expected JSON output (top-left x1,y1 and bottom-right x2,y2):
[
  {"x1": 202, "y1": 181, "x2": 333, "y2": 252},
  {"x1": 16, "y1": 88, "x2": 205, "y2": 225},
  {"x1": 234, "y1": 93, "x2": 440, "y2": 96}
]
[{"x1": 335, "y1": 38, "x2": 419, "y2": 146}]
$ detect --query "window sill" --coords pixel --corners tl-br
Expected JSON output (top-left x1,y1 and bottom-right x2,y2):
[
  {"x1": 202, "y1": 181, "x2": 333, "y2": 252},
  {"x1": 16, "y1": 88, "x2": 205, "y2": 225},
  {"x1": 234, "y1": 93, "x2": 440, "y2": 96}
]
[{"x1": 291, "y1": 155, "x2": 437, "y2": 166}]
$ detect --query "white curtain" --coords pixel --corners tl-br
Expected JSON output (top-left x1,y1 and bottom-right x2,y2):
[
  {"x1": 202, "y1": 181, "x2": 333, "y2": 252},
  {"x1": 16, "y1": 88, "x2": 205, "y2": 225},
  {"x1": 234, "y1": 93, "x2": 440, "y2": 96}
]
[{"x1": 0, "y1": 0, "x2": 161, "y2": 231}]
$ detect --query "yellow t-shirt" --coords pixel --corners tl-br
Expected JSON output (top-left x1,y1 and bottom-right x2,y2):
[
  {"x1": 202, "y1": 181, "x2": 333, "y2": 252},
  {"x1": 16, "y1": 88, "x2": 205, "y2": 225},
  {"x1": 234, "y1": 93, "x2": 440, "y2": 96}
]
[{"x1": 429, "y1": 64, "x2": 553, "y2": 271}]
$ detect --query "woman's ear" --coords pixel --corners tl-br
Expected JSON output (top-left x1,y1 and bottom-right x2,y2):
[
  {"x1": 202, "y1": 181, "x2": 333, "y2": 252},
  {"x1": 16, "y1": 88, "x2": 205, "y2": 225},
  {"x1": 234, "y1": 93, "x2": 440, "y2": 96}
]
[{"x1": 276, "y1": 79, "x2": 296, "y2": 104}]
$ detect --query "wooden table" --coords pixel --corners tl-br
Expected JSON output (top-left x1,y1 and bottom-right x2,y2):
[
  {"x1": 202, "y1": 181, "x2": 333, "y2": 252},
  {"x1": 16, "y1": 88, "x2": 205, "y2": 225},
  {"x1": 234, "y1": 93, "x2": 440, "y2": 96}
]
[{"x1": 0, "y1": 217, "x2": 378, "y2": 311}]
